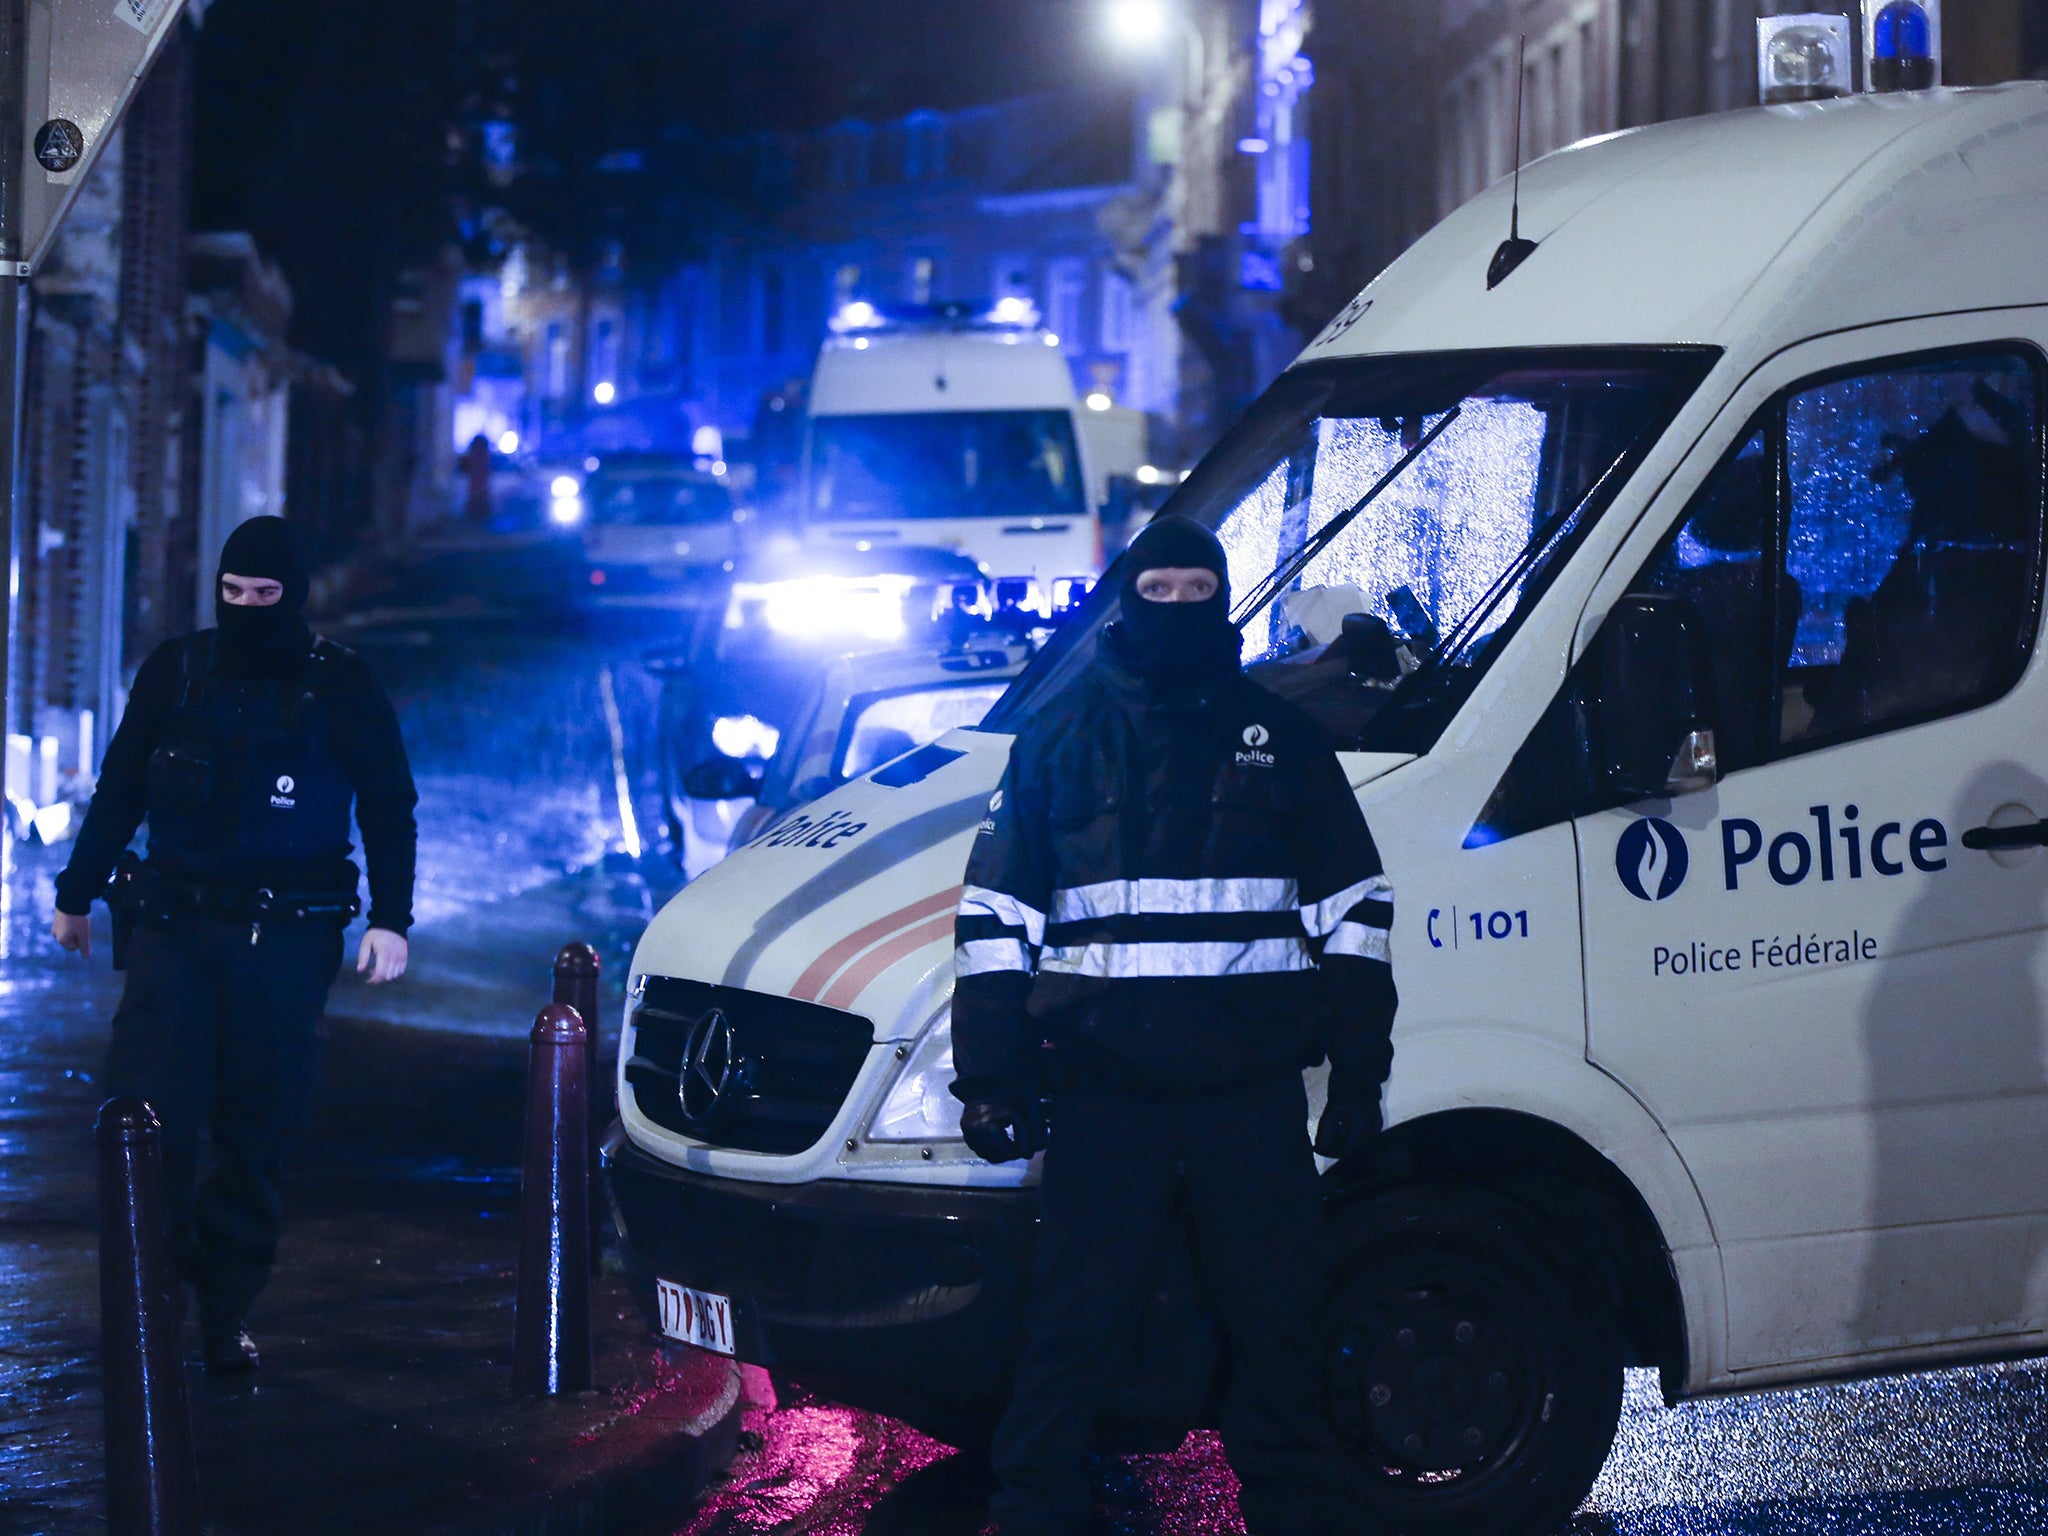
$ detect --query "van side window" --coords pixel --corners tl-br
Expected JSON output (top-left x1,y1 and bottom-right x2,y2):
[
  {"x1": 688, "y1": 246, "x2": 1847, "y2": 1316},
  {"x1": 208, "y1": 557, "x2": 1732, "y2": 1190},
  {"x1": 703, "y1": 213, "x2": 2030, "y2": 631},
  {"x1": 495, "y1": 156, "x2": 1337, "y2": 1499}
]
[
  {"x1": 1471, "y1": 346, "x2": 2045, "y2": 844},
  {"x1": 1629, "y1": 424, "x2": 1785, "y2": 775},
  {"x1": 1780, "y1": 353, "x2": 2041, "y2": 748}
]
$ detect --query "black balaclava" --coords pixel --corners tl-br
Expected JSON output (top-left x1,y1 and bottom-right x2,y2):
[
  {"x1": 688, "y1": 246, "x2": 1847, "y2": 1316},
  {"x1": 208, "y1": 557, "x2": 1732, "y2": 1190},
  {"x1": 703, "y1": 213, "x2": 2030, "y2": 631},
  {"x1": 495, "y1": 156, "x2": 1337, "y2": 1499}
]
[
  {"x1": 215, "y1": 516, "x2": 312, "y2": 672},
  {"x1": 1107, "y1": 516, "x2": 1240, "y2": 684}
]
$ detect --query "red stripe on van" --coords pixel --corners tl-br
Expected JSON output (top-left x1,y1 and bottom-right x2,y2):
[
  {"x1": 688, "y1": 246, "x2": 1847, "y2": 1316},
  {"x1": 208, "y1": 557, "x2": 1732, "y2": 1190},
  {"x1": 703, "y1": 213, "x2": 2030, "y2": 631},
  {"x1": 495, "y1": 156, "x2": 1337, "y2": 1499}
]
[
  {"x1": 819, "y1": 912, "x2": 960, "y2": 1014},
  {"x1": 791, "y1": 886, "x2": 964, "y2": 1004}
]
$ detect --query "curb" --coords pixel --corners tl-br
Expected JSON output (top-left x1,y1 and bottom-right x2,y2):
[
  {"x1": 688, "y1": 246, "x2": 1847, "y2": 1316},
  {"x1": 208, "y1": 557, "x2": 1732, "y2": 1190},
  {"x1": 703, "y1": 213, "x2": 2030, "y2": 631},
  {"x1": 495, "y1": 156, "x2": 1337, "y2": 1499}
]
[{"x1": 434, "y1": 1358, "x2": 746, "y2": 1536}]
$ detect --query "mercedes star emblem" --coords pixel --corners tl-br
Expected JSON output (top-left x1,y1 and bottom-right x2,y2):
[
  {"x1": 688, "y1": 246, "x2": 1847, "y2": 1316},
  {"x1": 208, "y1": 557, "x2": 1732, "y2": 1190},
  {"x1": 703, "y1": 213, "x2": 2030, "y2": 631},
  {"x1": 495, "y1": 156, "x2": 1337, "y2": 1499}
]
[{"x1": 679, "y1": 1009, "x2": 735, "y2": 1124}]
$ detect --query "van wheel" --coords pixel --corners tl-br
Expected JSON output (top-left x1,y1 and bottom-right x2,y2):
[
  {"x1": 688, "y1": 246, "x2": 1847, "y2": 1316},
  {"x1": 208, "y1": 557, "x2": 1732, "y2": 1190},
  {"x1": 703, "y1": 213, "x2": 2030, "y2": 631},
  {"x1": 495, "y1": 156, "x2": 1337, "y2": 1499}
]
[{"x1": 1321, "y1": 1185, "x2": 1623, "y2": 1536}]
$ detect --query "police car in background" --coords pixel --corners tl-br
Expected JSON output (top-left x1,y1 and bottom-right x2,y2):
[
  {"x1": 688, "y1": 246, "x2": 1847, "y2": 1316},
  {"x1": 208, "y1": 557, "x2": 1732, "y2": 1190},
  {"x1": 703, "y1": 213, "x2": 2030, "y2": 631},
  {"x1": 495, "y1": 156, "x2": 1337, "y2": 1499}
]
[
  {"x1": 554, "y1": 454, "x2": 751, "y2": 604},
  {"x1": 649, "y1": 542, "x2": 1063, "y2": 877},
  {"x1": 606, "y1": 84, "x2": 2048, "y2": 1535}
]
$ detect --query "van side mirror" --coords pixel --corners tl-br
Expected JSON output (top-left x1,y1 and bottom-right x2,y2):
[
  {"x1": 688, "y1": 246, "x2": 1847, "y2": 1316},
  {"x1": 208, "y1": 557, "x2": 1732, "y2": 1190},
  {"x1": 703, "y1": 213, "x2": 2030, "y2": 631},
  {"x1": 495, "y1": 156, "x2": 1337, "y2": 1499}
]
[
  {"x1": 684, "y1": 758, "x2": 765, "y2": 802},
  {"x1": 1597, "y1": 594, "x2": 1719, "y2": 800}
]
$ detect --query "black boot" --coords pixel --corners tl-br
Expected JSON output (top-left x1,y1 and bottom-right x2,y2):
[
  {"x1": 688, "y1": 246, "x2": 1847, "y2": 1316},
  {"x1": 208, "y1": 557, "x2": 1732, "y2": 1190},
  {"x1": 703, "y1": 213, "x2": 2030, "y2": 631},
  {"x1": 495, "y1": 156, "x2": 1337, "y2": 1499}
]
[{"x1": 198, "y1": 1298, "x2": 260, "y2": 1375}]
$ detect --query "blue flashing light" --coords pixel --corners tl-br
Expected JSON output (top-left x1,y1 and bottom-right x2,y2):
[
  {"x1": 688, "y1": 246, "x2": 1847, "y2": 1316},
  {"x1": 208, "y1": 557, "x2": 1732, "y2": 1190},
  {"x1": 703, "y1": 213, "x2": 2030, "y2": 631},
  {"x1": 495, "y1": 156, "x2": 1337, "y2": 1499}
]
[
  {"x1": 1869, "y1": 1, "x2": 1937, "y2": 91},
  {"x1": 1873, "y1": 1, "x2": 1931, "y2": 58}
]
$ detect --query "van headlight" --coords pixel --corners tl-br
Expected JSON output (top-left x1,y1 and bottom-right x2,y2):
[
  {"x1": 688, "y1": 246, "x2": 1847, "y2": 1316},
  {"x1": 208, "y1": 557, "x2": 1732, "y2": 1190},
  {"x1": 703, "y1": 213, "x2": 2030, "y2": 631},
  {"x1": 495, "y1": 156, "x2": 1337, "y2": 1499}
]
[{"x1": 868, "y1": 1006, "x2": 963, "y2": 1142}]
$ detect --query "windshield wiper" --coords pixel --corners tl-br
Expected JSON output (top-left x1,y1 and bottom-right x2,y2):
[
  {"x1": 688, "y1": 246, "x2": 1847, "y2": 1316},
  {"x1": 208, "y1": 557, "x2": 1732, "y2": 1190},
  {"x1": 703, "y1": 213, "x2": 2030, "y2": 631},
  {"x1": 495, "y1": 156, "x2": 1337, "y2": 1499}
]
[{"x1": 1231, "y1": 407, "x2": 1463, "y2": 633}]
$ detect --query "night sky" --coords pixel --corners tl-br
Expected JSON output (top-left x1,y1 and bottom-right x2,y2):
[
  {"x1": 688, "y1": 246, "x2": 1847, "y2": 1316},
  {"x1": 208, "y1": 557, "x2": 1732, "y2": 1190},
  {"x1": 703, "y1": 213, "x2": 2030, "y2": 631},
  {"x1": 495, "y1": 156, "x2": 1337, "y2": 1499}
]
[{"x1": 190, "y1": 0, "x2": 1111, "y2": 380}]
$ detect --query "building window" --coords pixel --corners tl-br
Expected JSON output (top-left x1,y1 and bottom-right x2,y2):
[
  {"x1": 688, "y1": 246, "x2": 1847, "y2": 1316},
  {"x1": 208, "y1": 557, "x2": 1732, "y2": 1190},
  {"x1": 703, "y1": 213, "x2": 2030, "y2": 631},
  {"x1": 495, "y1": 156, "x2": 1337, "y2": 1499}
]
[
  {"x1": 908, "y1": 255, "x2": 937, "y2": 305},
  {"x1": 1047, "y1": 260, "x2": 1087, "y2": 352},
  {"x1": 545, "y1": 322, "x2": 569, "y2": 400},
  {"x1": 903, "y1": 110, "x2": 946, "y2": 179},
  {"x1": 1100, "y1": 271, "x2": 1135, "y2": 355},
  {"x1": 830, "y1": 124, "x2": 872, "y2": 189},
  {"x1": 590, "y1": 316, "x2": 619, "y2": 394}
]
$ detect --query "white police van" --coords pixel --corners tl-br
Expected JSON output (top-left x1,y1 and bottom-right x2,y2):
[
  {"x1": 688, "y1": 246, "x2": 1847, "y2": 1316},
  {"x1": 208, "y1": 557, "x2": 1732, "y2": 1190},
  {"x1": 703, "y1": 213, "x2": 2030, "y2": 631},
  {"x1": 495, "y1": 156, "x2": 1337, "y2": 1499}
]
[
  {"x1": 605, "y1": 86, "x2": 2048, "y2": 1534},
  {"x1": 801, "y1": 301, "x2": 1104, "y2": 590}
]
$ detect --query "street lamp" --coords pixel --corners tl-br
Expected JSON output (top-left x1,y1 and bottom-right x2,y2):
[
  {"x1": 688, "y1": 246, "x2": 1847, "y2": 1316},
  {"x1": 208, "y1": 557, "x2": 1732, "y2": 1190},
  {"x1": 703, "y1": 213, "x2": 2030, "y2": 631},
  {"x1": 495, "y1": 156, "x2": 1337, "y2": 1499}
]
[{"x1": 1106, "y1": 0, "x2": 1169, "y2": 49}]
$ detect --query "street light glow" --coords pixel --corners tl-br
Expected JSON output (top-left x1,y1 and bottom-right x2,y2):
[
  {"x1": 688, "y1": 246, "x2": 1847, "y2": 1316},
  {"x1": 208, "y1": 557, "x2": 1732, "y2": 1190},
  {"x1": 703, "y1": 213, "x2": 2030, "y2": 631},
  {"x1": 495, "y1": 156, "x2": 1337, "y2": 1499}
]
[
  {"x1": 1085, "y1": 391, "x2": 1113, "y2": 412},
  {"x1": 496, "y1": 430, "x2": 519, "y2": 454},
  {"x1": 593, "y1": 380, "x2": 617, "y2": 406},
  {"x1": 1107, "y1": 0, "x2": 1169, "y2": 48}
]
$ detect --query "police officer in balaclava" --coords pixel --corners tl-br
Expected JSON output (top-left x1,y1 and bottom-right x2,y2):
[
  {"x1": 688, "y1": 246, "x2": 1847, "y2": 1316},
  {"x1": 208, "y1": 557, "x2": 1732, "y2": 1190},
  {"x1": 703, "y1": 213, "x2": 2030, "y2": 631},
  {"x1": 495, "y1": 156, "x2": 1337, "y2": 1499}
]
[
  {"x1": 953, "y1": 516, "x2": 1396, "y2": 1536},
  {"x1": 54, "y1": 516, "x2": 417, "y2": 1374}
]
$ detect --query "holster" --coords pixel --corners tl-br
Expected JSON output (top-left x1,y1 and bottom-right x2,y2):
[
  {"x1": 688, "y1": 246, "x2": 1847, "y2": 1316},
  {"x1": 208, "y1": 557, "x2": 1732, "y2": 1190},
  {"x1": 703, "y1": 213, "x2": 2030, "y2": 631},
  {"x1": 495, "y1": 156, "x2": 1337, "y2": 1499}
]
[{"x1": 104, "y1": 852, "x2": 145, "y2": 971}]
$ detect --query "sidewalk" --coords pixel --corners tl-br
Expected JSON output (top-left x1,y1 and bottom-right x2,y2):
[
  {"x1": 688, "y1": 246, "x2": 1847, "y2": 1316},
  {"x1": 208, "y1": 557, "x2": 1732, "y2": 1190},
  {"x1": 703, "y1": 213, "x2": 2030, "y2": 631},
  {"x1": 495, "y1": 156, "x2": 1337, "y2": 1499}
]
[{"x1": 0, "y1": 839, "x2": 736, "y2": 1536}]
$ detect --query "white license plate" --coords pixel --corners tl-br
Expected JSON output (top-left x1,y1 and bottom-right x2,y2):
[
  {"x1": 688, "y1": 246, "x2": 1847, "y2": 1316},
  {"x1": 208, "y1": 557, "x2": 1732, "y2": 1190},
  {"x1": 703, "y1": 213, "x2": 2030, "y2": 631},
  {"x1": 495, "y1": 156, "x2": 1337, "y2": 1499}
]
[{"x1": 656, "y1": 1278, "x2": 736, "y2": 1357}]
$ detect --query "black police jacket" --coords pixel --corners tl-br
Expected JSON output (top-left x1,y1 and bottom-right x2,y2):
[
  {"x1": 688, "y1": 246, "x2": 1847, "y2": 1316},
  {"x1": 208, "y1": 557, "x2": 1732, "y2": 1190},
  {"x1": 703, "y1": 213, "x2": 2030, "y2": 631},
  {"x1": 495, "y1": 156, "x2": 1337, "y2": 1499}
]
[
  {"x1": 56, "y1": 631, "x2": 419, "y2": 931},
  {"x1": 953, "y1": 639, "x2": 1396, "y2": 1099}
]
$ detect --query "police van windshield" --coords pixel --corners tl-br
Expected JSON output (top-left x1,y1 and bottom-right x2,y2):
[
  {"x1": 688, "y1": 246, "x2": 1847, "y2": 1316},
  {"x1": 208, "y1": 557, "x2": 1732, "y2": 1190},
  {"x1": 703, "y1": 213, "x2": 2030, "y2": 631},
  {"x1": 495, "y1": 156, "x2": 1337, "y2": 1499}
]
[
  {"x1": 986, "y1": 348, "x2": 1716, "y2": 750},
  {"x1": 808, "y1": 410, "x2": 1086, "y2": 521}
]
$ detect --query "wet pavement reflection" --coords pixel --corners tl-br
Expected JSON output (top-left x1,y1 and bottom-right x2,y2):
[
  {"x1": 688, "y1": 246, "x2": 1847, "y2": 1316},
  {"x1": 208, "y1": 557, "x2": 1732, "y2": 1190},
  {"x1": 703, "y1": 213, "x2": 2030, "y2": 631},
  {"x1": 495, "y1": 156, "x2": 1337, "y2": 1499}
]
[{"x1": 679, "y1": 1358, "x2": 2048, "y2": 1535}]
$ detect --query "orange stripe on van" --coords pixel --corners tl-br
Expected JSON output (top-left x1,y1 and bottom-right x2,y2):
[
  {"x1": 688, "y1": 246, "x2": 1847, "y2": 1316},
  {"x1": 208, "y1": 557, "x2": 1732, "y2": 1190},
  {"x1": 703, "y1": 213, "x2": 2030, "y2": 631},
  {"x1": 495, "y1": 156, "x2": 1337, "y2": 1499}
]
[
  {"x1": 818, "y1": 912, "x2": 960, "y2": 1013},
  {"x1": 791, "y1": 886, "x2": 964, "y2": 1004}
]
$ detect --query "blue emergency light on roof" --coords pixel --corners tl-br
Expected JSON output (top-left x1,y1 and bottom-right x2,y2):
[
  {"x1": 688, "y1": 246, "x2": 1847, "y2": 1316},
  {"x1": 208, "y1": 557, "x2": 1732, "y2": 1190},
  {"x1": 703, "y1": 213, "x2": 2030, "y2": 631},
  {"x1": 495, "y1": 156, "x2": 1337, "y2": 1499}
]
[{"x1": 1868, "y1": 0, "x2": 1938, "y2": 92}]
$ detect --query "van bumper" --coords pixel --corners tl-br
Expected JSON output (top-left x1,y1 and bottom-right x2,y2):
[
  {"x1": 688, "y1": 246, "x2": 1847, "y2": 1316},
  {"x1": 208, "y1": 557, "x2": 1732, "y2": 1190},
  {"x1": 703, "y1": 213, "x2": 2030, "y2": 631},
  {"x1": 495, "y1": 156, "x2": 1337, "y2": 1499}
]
[{"x1": 604, "y1": 1133, "x2": 1037, "y2": 1438}]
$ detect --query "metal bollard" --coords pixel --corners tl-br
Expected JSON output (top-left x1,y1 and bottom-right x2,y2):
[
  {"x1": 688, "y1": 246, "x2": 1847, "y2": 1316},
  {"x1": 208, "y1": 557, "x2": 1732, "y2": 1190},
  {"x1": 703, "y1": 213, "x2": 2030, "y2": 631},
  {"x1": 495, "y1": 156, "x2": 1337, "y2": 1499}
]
[
  {"x1": 513, "y1": 1004, "x2": 592, "y2": 1396},
  {"x1": 551, "y1": 941, "x2": 605, "y2": 1270},
  {"x1": 97, "y1": 1097, "x2": 201, "y2": 1536}
]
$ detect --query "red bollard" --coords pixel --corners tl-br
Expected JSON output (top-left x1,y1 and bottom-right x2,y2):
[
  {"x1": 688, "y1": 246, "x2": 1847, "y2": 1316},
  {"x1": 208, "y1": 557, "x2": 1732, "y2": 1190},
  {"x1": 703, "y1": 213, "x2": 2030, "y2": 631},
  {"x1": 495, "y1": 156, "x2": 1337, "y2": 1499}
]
[
  {"x1": 513, "y1": 1004, "x2": 592, "y2": 1396},
  {"x1": 551, "y1": 941, "x2": 605, "y2": 1270},
  {"x1": 97, "y1": 1097, "x2": 201, "y2": 1536}
]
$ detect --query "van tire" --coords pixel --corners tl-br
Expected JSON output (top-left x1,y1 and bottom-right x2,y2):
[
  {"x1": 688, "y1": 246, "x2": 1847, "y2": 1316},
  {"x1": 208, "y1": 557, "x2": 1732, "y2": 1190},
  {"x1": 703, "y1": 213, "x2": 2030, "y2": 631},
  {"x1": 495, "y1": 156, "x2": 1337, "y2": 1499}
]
[{"x1": 1321, "y1": 1183, "x2": 1624, "y2": 1536}]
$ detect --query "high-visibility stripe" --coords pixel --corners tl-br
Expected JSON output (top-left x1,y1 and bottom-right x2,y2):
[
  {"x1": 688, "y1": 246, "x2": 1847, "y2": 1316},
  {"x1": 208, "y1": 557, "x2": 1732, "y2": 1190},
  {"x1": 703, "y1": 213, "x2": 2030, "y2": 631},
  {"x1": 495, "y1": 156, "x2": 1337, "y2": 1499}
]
[
  {"x1": 957, "y1": 938, "x2": 1034, "y2": 977},
  {"x1": 958, "y1": 885, "x2": 1046, "y2": 946},
  {"x1": 1039, "y1": 937, "x2": 1312, "y2": 979},
  {"x1": 1050, "y1": 876, "x2": 1300, "y2": 923},
  {"x1": 1302, "y1": 874, "x2": 1393, "y2": 938},
  {"x1": 1325, "y1": 921, "x2": 1392, "y2": 963}
]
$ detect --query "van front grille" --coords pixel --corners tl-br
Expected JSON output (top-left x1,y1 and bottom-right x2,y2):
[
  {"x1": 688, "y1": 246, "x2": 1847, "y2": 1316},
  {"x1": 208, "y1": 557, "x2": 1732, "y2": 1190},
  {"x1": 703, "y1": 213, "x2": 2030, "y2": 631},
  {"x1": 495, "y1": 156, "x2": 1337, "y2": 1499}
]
[{"x1": 623, "y1": 976, "x2": 874, "y2": 1155}]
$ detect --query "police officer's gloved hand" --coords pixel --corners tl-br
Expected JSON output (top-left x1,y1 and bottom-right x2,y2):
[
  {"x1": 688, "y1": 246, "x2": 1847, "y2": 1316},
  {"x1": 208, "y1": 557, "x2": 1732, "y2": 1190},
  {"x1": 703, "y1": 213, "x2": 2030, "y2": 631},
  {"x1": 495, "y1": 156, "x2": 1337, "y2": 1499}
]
[
  {"x1": 960, "y1": 1095, "x2": 1040, "y2": 1163},
  {"x1": 1314, "y1": 1075, "x2": 1383, "y2": 1163}
]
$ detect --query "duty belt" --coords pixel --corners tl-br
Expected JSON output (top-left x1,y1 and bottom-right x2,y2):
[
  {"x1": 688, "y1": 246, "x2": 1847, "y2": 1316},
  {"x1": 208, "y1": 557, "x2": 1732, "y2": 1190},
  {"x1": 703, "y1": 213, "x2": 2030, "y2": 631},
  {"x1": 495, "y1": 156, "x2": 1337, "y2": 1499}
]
[{"x1": 114, "y1": 859, "x2": 361, "y2": 929}]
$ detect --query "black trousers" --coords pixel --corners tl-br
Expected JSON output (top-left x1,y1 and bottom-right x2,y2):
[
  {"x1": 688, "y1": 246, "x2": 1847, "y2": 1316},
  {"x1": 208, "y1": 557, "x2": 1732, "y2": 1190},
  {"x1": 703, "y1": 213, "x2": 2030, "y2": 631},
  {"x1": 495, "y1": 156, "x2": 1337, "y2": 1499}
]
[
  {"x1": 990, "y1": 1074, "x2": 1347, "y2": 1536},
  {"x1": 104, "y1": 918, "x2": 344, "y2": 1319}
]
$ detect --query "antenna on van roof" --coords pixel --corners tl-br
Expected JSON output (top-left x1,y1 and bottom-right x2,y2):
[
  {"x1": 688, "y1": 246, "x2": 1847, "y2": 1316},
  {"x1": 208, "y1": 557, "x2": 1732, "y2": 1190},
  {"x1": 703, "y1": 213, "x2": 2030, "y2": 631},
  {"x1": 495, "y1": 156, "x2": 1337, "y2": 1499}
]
[{"x1": 1487, "y1": 34, "x2": 1540, "y2": 290}]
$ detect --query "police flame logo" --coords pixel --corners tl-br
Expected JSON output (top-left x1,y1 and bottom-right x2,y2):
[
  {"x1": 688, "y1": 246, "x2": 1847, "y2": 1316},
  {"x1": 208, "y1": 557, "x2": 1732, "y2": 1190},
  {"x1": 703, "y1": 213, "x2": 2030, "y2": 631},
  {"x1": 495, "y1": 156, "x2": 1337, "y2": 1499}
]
[
  {"x1": 1243, "y1": 724, "x2": 1270, "y2": 748},
  {"x1": 1616, "y1": 817, "x2": 1688, "y2": 902},
  {"x1": 275, "y1": 775, "x2": 295, "y2": 796}
]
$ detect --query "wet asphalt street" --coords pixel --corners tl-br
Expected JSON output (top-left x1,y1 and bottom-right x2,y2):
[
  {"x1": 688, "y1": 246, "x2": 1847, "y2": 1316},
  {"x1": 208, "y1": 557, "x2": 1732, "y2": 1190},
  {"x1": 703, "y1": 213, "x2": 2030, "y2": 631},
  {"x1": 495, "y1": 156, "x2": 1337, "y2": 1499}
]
[{"x1": 9, "y1": 536, "x2": 2048, "y2": 1533}]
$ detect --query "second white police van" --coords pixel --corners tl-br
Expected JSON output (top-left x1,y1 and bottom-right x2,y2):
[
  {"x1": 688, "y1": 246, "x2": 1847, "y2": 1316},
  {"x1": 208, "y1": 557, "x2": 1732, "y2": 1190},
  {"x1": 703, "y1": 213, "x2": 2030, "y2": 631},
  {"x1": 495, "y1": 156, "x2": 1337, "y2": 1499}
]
[
  {"x1": 605, "y1": 85, "x2": 2048, "y2": 1535},
  {"x1": 802, "y1": 300, "x2": 1105, "y2": 589}
]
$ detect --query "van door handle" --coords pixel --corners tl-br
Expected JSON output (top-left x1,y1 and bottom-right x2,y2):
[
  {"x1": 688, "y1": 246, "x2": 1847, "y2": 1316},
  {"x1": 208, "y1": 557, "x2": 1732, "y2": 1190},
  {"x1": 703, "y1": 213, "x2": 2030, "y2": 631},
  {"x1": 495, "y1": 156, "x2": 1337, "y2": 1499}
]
[{"x1": 1961, "y1": 820, "x2": 2048, "y2": 850}]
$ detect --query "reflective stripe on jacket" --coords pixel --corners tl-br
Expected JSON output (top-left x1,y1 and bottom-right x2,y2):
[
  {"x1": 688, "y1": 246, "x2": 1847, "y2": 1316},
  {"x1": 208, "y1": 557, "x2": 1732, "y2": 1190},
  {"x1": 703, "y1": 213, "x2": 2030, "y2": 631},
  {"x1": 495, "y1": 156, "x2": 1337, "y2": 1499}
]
[{"x1": 953, "y1": 644, "x2": 1395, "y2": 1098}]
